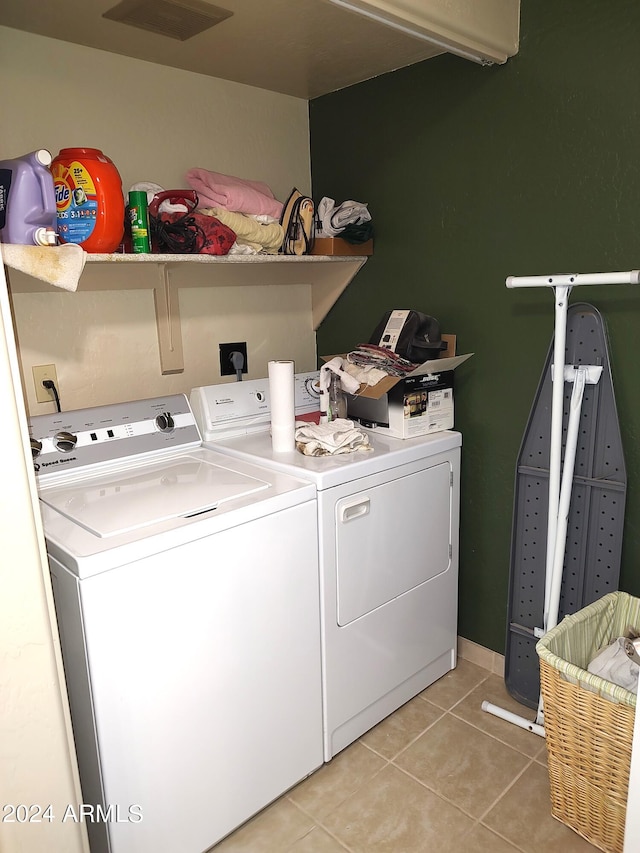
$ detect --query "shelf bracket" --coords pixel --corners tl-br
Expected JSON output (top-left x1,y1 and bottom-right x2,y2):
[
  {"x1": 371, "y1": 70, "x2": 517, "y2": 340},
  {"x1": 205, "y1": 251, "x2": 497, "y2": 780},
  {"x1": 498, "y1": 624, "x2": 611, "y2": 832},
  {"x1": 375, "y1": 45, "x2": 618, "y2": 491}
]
[
  {"x1": 153, "y1": 265, "x2": 184, "y2": 374},
  {"x1": 7, "y1": 252, "x2": 370, "y2": 374}
]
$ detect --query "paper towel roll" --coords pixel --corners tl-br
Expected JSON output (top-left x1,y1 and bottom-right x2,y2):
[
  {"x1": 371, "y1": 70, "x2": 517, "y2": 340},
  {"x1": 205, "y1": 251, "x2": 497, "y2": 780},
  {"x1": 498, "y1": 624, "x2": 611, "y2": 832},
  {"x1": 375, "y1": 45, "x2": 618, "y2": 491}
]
[{"x1": 268, "y1": 360, "x2": 295, "y2": 452}]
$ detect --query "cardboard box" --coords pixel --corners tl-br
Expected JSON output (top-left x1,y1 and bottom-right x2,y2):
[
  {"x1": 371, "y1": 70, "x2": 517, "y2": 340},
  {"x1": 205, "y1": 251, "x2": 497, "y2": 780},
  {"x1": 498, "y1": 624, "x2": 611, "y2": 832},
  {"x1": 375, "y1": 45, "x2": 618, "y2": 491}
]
[
  {"x1": 323, "y1": 336, "x2": 473, "y2": 439},
  {"x1": 311, "y1": 237, "x2": 373, "y2": 256}
]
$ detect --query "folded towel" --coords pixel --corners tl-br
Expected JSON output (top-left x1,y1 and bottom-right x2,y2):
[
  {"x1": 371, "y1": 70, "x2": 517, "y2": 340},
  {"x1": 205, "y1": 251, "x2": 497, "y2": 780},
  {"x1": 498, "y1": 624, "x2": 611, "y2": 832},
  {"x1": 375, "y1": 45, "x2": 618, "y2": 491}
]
[
  {"x1": 200, "y1": 206, "x2": 284, "y2": 254},
  {"x1": 186, "y1": 168, "x2": 283, "y2": 219},
  {"x1": 1, "y1": 243, "x2": 86, "y2": 291},
  {"x1": 295, "y1": 419, "x2": 373, "y2": 456}
]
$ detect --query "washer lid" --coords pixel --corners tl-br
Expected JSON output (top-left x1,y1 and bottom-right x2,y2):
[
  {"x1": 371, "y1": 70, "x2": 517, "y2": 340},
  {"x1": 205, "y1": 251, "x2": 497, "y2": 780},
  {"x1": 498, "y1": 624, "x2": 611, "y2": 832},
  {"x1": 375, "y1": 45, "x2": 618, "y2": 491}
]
[{"x1": 39, "y1": 452, "x2": 270, "y2": 538}]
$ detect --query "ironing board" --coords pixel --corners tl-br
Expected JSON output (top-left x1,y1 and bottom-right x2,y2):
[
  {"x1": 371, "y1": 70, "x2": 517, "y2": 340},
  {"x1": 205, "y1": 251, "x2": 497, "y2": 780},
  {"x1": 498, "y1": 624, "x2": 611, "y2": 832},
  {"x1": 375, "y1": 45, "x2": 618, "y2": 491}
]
[
  {"x1": 483, "y1": 270, "x2": 639, "y2": 736},
  {"x1": 504, "y1": 302, "x2": 626, "y2": 708}
]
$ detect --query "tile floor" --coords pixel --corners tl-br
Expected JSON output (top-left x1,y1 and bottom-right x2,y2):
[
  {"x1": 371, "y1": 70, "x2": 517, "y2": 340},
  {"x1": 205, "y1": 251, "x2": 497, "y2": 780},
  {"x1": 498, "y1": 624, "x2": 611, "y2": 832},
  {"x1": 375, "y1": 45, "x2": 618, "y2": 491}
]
[{"x1": 211, "y1": 658, "x2": 599, "y2": 852}]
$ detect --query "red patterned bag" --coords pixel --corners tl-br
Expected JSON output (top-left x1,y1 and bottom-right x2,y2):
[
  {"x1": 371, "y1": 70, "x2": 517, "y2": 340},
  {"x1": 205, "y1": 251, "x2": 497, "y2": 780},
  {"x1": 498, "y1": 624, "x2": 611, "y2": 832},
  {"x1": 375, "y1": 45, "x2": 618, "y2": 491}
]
[{"x1": 149, "y1": 191, "x2": 236, "y2": 255}]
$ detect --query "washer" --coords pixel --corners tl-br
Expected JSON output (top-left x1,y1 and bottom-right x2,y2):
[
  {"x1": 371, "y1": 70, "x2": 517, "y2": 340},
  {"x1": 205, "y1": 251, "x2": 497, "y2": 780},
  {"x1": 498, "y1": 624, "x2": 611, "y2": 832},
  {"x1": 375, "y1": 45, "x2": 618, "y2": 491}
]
[
  {"x1": 191, "y1": 374, "x2": 462, "y2": 760},
  {"x1": 28, "y1": 394, "x2": 322, "y2": 853}
]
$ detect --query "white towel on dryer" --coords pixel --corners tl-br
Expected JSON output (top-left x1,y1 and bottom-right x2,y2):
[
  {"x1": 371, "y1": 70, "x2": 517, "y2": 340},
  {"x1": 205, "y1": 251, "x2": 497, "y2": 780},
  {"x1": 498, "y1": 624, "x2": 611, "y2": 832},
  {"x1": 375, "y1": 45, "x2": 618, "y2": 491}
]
[{"x1": 295, "y1": 419, "x2": 372, "y2": 456}]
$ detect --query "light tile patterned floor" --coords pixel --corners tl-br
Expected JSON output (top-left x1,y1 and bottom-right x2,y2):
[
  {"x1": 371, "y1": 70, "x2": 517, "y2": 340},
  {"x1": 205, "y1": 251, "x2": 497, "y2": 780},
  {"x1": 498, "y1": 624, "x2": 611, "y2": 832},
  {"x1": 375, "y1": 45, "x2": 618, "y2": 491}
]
[{"x1": 211, "y1": 659, "x2": 599, "y2": 852}]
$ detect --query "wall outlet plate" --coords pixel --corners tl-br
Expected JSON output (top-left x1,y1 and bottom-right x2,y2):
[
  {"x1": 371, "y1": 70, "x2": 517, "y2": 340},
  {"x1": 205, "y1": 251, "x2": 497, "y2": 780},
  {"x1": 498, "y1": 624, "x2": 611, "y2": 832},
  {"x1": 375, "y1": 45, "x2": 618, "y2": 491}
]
[
  {"x1": 32, "y1": 363, "x2": 59, "y2": 403},
  {"x1": 219, "y1": 342, "x2": 248, "y2": 376}
]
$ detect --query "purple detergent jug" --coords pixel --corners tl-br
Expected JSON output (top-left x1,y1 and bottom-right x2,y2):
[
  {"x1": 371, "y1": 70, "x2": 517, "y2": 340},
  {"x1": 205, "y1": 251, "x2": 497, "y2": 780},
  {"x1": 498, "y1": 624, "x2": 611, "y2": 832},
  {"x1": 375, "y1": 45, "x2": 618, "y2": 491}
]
[{"x1": 0, "y1": 149, "x2": 57, "y2": 246}]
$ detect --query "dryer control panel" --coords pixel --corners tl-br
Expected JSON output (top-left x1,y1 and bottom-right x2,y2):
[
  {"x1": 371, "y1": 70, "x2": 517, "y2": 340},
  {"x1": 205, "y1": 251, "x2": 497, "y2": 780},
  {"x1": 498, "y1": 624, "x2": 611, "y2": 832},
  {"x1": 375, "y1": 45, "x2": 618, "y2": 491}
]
[
  {"x1": 191, "y1": 371, "x2": 320, "y2": 442},
  {"x1": 28, "y1": 394, "x2": 201, "y2": 479}
]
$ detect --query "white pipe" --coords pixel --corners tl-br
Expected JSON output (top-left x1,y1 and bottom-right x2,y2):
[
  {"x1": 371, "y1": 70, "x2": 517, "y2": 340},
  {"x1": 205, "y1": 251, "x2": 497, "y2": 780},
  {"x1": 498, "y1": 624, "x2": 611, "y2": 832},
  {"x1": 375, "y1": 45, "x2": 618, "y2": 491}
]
[
  {"x1": 544, "y1": 286, "x2": 570, "y2": 621},
  {"x1": 535, "y1": 288, "x2": 570, "y2": 729},
  {"x1": 481, "y1": 702, "x2": 546, "y2": 738},
  {"x1": 506, "y1": 270, "x2": 640, "y2": 288},
  {"x1": 545, "y1": 367, "x2": 587, "y2": 633}
]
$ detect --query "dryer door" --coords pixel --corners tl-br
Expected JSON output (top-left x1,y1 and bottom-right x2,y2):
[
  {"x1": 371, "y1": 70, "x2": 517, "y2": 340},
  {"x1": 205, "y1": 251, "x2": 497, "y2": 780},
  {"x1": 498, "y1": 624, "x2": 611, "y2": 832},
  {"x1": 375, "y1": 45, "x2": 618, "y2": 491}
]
[{"x1": 335, "y1": 460, "x2": 452, "y2": 625}]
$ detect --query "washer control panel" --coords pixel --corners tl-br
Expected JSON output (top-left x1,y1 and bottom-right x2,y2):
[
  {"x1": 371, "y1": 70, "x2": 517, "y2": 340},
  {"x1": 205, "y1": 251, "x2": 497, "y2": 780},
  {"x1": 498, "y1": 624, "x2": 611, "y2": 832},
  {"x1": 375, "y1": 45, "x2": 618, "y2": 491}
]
[{"x1": 28, "y1": 394, "x2": 201, "y2": 478}]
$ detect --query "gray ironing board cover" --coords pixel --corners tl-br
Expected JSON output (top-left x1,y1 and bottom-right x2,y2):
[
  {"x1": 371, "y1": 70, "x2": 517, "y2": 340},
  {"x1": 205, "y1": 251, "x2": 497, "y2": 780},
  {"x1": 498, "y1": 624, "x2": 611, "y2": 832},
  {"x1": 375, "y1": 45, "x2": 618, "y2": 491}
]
[{"x1": 504, "y1": 302, "x2": 626, "y2": 708}]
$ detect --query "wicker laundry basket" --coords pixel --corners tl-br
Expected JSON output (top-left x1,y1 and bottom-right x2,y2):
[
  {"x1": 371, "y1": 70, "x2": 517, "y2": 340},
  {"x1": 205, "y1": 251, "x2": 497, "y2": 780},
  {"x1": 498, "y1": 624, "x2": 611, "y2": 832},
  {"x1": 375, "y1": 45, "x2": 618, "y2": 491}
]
[{"x1": 536, "y1": 591, "x2": 640, "y2": 853}]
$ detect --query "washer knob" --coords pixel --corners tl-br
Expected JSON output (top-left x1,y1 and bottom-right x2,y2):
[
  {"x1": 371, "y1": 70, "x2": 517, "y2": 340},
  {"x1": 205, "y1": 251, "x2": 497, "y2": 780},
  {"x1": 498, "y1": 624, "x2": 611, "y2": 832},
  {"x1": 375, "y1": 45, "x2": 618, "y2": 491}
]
[
  {"x1": 30, "y1": 438, "x2": 43, "y2": 459},
  {"x1": 54, "y1": 431, "x2": 77, "y2": 452},
  {"x1": 155, "y1": 412, "x2": 175, "y2": 432}
]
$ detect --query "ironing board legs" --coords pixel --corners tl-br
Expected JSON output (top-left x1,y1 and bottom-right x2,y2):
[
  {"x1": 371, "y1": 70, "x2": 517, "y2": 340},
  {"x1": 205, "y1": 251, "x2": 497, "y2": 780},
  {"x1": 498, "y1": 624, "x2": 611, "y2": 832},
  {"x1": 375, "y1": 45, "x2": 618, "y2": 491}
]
[
  {"x1": 544, "y1": 286, "x2": 570, "y2": 624},
  {"x1": 484, "y1": 284, "x2": 572, "y2": 737},
  {"x1": 545, "y1": 365, "x2": 602, "y2": 634},
  {"x1": 481, "y1": 701, "x2": 546, "y2": 737},
  {"x1": 533, "y1": 364, "x2": 600, "y2": 727}
]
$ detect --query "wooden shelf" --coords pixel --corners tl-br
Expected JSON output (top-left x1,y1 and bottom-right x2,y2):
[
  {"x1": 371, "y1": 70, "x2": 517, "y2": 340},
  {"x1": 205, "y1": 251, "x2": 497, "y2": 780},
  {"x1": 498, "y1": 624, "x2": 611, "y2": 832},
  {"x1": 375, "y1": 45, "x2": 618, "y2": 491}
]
[{"x1": 8, "y1": 251, "x2": 368, "y2": 374}]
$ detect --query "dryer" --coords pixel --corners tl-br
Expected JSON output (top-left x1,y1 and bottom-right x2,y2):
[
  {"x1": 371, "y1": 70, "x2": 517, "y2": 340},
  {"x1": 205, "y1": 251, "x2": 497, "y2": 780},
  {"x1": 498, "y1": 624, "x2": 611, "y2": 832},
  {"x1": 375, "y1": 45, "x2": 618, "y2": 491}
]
[
  {"x1": 28, "y1": 395, "x2": 322, "y2": 853},
  {"x1": 191, "y1": 375, "x2": 462, "y2": 760}
]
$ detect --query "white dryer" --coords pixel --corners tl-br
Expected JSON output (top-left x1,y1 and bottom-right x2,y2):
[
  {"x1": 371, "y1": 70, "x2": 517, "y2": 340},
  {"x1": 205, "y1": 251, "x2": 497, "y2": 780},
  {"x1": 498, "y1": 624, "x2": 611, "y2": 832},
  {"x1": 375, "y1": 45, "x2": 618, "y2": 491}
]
[
  {"x1": 191, "y1": 375, "x2": 462, "y2": 760},
  {"x1": 28, "y1": 395, "x2": 322, "y2": 853}
]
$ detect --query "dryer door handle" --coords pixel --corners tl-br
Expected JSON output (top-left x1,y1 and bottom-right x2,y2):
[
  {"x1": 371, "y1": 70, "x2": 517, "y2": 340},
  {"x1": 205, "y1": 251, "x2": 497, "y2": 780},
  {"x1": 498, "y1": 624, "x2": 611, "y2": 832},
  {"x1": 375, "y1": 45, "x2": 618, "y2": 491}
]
[{"x1": 339, "y1": 497, "x2": 370, "y2": 523}]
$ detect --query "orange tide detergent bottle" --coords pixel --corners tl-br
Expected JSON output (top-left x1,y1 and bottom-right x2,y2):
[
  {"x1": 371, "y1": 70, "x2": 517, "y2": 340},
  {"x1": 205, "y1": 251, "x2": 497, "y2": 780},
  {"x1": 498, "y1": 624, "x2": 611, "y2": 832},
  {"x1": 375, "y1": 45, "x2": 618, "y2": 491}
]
[{"x1": 51, "y1": 148, "x2": 125, "y2": 253}]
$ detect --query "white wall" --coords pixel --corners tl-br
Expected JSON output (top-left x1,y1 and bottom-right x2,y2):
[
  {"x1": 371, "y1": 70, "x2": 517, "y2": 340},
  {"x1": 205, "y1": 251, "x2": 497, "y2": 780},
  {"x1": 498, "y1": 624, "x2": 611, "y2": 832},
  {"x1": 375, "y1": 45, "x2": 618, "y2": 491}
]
[
  {"x1": 1, "y1": 26, "x2": 316, "y2": 415},
  {"x1": 0, "y1": 25, "x2": 315, "y2": 852}
]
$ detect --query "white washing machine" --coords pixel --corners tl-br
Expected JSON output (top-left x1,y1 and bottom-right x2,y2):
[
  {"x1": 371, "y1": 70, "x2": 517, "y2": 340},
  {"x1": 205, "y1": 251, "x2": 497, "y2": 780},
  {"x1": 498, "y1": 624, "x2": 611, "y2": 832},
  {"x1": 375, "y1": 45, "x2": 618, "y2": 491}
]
[
  {"x1": 28, "y1": 395, "x2": 323, "y2": 853},
  {"x1": 191, "y1": 374, "x2": 462, "y2": 760}
]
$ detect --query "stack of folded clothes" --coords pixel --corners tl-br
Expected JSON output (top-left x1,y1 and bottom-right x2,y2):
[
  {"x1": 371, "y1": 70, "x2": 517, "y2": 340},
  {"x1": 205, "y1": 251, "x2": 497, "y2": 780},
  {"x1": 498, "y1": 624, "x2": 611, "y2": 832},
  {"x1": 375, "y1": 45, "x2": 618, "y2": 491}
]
[
  {"x1": 294, "y1": 419, "x2": 372, "y2": 457},
  {"x1": 186, "y1": 168, "x2": 285, "y2": 254}
]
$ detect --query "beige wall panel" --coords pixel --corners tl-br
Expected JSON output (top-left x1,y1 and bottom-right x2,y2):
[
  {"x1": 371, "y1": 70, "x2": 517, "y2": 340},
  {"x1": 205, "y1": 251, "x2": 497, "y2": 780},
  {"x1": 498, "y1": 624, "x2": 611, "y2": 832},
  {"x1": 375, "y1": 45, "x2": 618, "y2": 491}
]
[
  {"x1": 0, "y1": 27, "x2": 311, "y2": 200},
  {"x1": 11, "y1": 279, "x2": 316, "y2": 415}
]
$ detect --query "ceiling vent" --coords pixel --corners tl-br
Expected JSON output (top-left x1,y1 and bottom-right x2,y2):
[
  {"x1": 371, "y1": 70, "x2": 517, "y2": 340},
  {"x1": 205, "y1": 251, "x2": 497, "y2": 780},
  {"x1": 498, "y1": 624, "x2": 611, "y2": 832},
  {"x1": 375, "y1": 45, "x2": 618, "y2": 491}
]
[{"x1": 102, "y1": 0, "x2": 233, "y2": 41}]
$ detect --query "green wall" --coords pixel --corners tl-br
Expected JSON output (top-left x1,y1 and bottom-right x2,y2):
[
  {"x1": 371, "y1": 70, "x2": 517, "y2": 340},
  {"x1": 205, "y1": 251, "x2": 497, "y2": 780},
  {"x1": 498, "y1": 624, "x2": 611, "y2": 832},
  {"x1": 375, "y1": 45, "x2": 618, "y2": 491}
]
[{"x1": 310, "y1": 0, "x2": 640, "y2": 653}]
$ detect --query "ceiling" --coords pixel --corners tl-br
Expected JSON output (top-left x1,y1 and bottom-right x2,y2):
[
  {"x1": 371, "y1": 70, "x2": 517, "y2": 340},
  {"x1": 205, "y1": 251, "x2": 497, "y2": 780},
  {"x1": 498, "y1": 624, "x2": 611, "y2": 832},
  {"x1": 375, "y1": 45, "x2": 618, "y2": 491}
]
[
  {"x1": 0, "y1": 0, "x2": 440, "y2": 100},
  {"x1": 0, "y1": 0, "x2": 518, "y2": 100}
]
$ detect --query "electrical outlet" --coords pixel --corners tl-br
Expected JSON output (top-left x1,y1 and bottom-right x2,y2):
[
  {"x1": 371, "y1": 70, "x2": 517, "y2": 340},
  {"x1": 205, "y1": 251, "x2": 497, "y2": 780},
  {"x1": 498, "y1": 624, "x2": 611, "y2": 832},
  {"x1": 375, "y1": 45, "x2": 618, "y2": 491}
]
[
  {"x1": 32, "y1": 363, "x2": 59, "y2": 404},
  {"x1": 219, "y1": 342, "x2": 248, "y2": 377}
]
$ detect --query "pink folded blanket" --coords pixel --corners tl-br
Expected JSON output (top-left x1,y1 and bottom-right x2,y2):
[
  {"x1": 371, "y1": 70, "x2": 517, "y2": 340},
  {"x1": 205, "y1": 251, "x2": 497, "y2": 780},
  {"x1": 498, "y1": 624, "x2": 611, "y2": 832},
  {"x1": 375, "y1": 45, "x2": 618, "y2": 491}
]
[{"x1": 186, "y1": 168, "x2": 283, "y2": 218}]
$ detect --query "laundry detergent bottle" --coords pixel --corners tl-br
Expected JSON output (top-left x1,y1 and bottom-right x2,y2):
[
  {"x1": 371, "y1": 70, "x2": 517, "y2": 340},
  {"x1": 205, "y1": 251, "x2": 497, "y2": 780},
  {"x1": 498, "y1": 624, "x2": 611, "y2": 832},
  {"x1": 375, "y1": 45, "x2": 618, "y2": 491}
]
[
  {"x1": 51, "y1": 148, "x2": 125, "y2": 253},
  {"x1": 0, "y1": 149, "x2": 57, "y2": 246}
]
